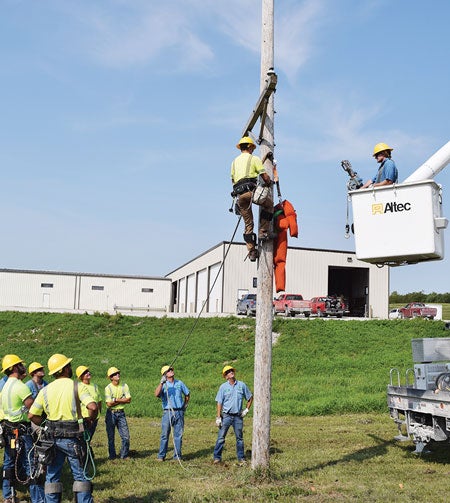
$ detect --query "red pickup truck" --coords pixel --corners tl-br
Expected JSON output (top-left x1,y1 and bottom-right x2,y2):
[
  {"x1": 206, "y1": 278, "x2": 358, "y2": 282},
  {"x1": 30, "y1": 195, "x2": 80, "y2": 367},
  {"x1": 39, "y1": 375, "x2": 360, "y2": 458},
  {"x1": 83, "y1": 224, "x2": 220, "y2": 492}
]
[
  {"x1": 310, "y1": 296, "x2": 345, "y2": 318},
  {"x1": 273, "y1": 294, "x2": 311, "y2": 317},
  {"x1": 398, "y1": 302, "x2": 437, "y2": 320}
]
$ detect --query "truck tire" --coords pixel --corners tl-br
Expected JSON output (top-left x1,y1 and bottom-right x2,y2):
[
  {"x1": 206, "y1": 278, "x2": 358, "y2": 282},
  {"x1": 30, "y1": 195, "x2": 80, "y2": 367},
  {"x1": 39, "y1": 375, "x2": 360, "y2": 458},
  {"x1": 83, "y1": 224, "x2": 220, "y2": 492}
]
[
  {"x1": 317, "y1": 309, "x2": 322, "y2": 318},
  {"x1": 246, "y1": 307, "x2": 252, "y2": 317},
  {"x1": 285, "y1": 307, "x2": 290, "y2": 317},
  {"x1": 304, "y1": 312, "x2": 310, "y2": 318}
]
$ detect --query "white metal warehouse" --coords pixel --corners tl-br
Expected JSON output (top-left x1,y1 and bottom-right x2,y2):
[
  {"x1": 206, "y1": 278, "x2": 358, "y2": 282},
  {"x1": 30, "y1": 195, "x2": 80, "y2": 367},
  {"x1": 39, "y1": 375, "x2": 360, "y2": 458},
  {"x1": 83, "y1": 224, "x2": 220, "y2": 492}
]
[
  {"x1": 166, "y1": 241, "x2": 389, "y2": 318},
  {"x1": 0, "y1": 269, "x2": 171, "y2": 315}
]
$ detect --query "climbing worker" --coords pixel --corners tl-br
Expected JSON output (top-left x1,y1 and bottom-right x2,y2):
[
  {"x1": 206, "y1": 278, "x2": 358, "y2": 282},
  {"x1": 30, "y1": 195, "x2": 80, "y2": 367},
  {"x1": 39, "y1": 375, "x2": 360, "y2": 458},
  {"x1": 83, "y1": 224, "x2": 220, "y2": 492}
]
[
  {"x1": 231, "y1": 136, "x2": 274, "y2": 261},
  {"x1": 28, "y1": 353, "x2": 98, "y2": 503},
  {"x1": 26, "y1": 361, "x2": 48, "y2": 398},
  {"x1": 213, "y1": 365, "x2": 253, "y2": 466},
  {"x1": 1, "y1": 354, "x2": 45, "y2": 503},
  {"x1": 360, "y1": 142, "x2": 398, "y2": 188},
  {"x1": 104, "y1": 367, "x2": 131, "y2": 460},
  {"x1": 154, "y1": 365, "x2": 190, "y2": 462},
  {"x1": 76, "y1": 365, "x2": 102, "y2": 441}
]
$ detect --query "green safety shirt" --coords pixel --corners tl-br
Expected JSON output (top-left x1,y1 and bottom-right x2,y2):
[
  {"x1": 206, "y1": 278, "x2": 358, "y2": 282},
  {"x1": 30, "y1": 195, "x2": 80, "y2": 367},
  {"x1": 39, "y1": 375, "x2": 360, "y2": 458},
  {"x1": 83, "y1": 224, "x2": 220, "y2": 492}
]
[
  {"x1": 1, "y1": 377, "x2": 32, "y2": 422},
  {"x1": 231, "y1": 153, "x2": 265, "y2": 184},
  {"x1": 105, "y1": 382, "x2": 130, "y2": 411},
  {"x1": 29, "y1": 378, "x2": 94, "y2": 421},
  {"x1": 81, "y1": 383, "x2": 101, "y2": 418}
]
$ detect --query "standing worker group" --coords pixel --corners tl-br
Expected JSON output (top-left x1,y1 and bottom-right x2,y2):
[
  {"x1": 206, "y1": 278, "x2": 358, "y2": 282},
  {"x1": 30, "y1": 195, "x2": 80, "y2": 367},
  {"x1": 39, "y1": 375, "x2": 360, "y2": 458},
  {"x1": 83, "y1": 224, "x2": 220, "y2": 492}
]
[
  {"x1": 213, "y1": 365, "x2": 253, "y2": 465},
  {"x1": 104, "y1": 367, "x2": 131, "y2": 460},
  {"x1": 28, "y1": 353, "x2": 98, "y2": 503},
  {"x1": 155, "y1": 365, "x2": 190, "y2": 462},
  {"x1": 231, "y1": 136, "x2": 273, "y2": 261},
  {"x1": 1, "y1": 354, "x2": 45, "y2": 503}
]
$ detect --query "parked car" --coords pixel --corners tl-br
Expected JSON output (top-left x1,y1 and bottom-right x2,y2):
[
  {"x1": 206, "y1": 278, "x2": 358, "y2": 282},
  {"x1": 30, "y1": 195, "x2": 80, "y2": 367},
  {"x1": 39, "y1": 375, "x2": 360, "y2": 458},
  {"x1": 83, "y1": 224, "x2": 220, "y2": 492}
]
[
  {"x1": 236, "y1": 294, "x2": 257, "y2": 316},
  {"x1": 273, "y1": 293, "x2": 311, "y2": 317},
  {"x1": 310, "y1": 296, "x2": 345, "y2": 318},
  {"x1": 398, "y1": 302, "x2": 437, "y2": 320},
  {"x1": 389, "y1": 308, "x2": 402, "y2": 319}
]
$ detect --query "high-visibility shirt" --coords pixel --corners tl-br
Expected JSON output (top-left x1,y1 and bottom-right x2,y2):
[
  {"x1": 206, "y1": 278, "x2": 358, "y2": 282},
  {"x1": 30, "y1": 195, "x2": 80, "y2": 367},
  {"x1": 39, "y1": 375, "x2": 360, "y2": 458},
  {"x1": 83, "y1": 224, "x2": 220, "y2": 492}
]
[
  {"x1": 231, "y1": 153, "x2": 265, "y2": 184},
  {"x1": 1, "y1": 377, "x2": 32, "y2": 422},
  {"x1": 105, "y1": 382, "x2": 130, "y2": 411},
  {"x1": 29, "y1": 377, "x2": 95, "y2": 421},
  {"x1": 81, "y1": 383, "x2": 101, "y2": 418}
]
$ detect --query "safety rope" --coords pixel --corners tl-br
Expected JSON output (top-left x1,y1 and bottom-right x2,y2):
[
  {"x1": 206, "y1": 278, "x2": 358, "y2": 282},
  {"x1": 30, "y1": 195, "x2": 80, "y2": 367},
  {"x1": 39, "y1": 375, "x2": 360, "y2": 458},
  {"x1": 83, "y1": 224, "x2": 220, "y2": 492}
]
[
  {"x1": 170, "y1": 215, "x2": 242, "y2": 366},
  {"x1": 82, "y1": 430, "x2": 96, "y2": 480}
]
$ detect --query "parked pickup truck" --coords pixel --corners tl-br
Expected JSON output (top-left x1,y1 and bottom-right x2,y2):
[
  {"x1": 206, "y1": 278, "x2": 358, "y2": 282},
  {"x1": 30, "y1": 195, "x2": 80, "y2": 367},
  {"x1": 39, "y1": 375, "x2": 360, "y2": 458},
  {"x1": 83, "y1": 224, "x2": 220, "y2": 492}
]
[
  {"x1": 273, "y1": 294, "x2": 311, "y2": 317},
  {"x1": 398, "y1": 302, "x2": 437, "y2": 320},
  {"x1": 236, "y1": 294, "x2": 257, "y2": 316},
  {"x1": 310, "y1": 296, "x2": 345, "y2": 318}
]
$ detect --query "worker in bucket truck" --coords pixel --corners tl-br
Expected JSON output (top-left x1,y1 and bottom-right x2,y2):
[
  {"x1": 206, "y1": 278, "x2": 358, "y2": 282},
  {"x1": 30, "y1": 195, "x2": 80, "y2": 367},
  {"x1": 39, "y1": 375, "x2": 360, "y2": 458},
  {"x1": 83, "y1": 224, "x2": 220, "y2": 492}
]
[
  {"x1": 231, "y1": 136, "x2": 273, "y2": 262},
  {"x1": 213, "y1": 365, "x2": 253, "y2": 466},
  {"x1": 360, "y1": 142, "x2": 398, "y2": 188},
  {"x1": 155, "y1": 365, "x2": 190, "y2": 462}
]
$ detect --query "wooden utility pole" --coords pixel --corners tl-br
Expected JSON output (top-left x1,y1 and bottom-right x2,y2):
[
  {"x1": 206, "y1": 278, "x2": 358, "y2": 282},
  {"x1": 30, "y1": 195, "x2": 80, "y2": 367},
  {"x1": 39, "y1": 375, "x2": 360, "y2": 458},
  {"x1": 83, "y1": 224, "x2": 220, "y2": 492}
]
[{"x1": 252, "y1": 0, "x2": 274, "y2": 471}]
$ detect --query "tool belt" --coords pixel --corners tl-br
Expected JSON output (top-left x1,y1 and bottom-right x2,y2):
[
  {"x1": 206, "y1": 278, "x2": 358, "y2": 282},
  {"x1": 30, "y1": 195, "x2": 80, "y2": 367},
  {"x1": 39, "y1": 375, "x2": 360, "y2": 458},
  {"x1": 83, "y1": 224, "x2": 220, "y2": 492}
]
[
  {"x1": 46, "y1": 420, "x2": 83, "y2": 438},
  {"x1": 2, "y1": 420, "x2": 32, "y2": 436},
  {"x1": 232, "y1": 178, "x2": 257, "y2": 196}
]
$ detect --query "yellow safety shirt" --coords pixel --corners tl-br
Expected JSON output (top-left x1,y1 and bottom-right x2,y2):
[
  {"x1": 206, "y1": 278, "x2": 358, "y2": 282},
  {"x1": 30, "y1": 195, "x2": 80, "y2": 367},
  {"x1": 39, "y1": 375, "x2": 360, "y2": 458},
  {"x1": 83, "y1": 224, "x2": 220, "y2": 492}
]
[
  {"x1": 1, "y1": 377, "x2": 32, "y2": 422},
  {"x1": 231, "y1": 153, "x2": 265, "y2": 184},
  {"x1": 29, "y1": 378, "x2": 94, "y2": 421},
  {"x1": 81, "y1": 383, "x2": 101, "y2": 418},
  {"x1": 105, "y1": 382, "x2": 130, "y2": 411}
]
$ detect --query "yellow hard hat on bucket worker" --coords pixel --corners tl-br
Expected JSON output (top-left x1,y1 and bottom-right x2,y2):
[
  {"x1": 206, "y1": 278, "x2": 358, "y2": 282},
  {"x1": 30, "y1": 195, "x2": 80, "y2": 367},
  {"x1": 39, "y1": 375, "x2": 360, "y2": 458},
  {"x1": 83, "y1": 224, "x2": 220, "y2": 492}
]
[
  {"x1": 236, "y1": 136, "x2": 255, "y2": 149},
  {"x1": 373, "y1": 142, "x2": 393, "y2": 157}
]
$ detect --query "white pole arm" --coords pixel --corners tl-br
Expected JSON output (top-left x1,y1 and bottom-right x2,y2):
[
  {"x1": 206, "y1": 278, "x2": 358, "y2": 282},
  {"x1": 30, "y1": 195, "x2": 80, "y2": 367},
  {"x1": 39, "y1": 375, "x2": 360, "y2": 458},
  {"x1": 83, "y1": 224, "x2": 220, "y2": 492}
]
[{"x1": 403, "y1": 140, "x2": 450, "y2": 183}]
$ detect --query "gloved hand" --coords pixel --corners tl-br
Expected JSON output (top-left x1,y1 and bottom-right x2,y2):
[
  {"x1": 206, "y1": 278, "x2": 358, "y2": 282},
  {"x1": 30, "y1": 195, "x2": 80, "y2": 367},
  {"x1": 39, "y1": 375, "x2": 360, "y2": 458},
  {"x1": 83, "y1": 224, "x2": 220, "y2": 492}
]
[
  {"x1": 215, "y1": 417, "x2": 222, "y2": 428},
  {"x1": 160, "y1": 374, "x2": 167, "y2": 385},
  {"x1": 240, "y1": 408, "x2": 249, "y2": 418}
]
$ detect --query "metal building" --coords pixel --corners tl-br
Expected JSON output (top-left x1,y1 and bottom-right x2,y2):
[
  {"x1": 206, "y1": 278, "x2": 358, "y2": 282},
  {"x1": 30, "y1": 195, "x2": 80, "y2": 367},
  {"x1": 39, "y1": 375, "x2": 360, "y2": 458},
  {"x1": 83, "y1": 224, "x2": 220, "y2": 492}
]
[
  {"x1": 166, "y1": 241, "x2": 390, "y2": 318},
  {"x1": 0, "y1": 269, "x2": 171, "y2": 315}
]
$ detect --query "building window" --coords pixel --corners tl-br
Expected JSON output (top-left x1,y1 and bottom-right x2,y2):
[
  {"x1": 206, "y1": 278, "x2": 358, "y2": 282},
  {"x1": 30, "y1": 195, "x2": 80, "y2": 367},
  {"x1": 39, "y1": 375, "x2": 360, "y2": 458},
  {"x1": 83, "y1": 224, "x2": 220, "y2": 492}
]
[
  {"x1": 92, "y1": 286, "x2": 104, "y2": 291},
  {"x1": 253, "y1": 277, "x2": 257, "y2": 288},
  {"x1": 41, "y1": 283, "x2": 53, "y2": 288},
  {"x1": 141, "y1": 288, "x2": 154, "y2": 293}
]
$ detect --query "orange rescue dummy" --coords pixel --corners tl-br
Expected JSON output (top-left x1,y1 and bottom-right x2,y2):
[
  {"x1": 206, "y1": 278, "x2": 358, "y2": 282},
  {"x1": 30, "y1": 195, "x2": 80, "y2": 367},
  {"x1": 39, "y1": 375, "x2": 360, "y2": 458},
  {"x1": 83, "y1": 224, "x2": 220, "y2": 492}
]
[{"x1": 273, "y1": 200, "x2": 298, "y2": 293}]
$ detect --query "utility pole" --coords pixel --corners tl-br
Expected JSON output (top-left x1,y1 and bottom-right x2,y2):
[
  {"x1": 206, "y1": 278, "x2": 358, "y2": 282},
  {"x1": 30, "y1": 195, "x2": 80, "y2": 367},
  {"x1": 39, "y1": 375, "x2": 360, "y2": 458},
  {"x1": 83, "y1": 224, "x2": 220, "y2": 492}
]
[{"x1": 252, "y1": 0, "x2": 274, "y2": 471}]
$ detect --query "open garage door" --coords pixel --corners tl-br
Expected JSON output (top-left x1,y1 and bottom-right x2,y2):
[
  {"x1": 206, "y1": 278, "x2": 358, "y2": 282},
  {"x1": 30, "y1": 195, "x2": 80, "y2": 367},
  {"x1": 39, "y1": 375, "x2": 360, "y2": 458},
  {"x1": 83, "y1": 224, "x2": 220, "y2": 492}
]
[{"x1": 328, "y1": 266, "x2": 369, "y2": 317}]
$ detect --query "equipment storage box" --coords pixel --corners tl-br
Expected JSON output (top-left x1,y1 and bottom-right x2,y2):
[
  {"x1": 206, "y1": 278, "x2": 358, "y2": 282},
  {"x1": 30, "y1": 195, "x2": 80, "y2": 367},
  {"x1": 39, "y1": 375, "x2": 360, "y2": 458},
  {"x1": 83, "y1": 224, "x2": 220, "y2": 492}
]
[
  {"x1": 412, "y1": 337, "x2": 450, "y2": 363},
  {"x1": 349, "y1": 180, "x2": 447, "y2": 265}
]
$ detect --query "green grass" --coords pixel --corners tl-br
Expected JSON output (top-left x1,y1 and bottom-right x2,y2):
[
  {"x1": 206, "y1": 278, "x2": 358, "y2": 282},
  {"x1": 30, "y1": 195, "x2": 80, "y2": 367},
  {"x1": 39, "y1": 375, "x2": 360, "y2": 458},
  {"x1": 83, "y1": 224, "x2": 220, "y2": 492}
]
[{"x1": 2, "y1": 312, "x2": 450, "y2": 501}]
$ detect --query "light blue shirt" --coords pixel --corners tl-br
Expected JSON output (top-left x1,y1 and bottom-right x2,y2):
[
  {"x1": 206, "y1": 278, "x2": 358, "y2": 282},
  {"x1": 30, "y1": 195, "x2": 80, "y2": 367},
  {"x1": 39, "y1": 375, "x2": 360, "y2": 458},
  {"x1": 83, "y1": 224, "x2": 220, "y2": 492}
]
[
  {"x1": 215, "y1": 380, "x2": 252, "y2": 414},
  {"x1": 26, "y1": 379, "x2": 48, "y2": 399},
  {"x1": 158, "y1": 379, "x2": 189, "y2": 410},
  {"x1": 372, "y1": 158, "x2": 398, "y2": 184}
]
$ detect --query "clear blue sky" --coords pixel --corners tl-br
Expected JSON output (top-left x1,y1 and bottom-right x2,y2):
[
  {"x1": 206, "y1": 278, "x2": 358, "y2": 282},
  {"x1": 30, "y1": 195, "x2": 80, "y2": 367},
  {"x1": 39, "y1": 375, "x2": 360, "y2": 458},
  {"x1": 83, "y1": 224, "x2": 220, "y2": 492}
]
[{"x1": 1, "y1": 0, "x2": 449, "y2": 294}]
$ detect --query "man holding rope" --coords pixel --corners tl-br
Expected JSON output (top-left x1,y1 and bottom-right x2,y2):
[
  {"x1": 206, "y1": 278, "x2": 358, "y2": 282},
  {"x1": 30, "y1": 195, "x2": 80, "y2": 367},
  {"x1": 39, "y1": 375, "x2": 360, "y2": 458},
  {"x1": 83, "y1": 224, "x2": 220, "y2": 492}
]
[{"x1": 154, "y1": 365, "x2": 190, "y2": 462}]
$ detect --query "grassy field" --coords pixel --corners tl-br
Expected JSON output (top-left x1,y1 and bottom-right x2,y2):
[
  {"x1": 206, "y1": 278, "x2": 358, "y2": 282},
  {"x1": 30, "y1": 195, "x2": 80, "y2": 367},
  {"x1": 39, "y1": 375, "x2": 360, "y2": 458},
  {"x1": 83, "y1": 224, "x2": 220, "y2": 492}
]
[{"x1": 2, "y1": 312, "x2": 450, "y2": 501}]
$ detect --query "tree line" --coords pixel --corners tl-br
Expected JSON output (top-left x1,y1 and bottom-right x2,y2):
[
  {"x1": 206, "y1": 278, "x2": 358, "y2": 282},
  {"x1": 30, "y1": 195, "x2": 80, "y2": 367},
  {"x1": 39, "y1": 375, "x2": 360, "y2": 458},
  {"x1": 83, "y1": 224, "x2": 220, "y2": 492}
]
[{"x1": 390, "y1": 291, "x2": 450, "y2": 304}]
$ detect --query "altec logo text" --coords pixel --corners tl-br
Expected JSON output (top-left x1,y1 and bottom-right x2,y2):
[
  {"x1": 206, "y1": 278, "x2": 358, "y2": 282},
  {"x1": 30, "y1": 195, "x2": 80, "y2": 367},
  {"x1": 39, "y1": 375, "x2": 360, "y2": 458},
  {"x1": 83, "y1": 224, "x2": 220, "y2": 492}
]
[{"x1": 372, "y1": 202, "x2": 412, "y2": 215}]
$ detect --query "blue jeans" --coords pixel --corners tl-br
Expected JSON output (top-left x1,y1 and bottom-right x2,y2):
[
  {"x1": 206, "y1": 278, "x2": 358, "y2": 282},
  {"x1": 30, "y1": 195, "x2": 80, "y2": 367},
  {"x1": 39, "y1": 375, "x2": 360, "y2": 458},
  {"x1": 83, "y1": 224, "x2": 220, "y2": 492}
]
[
  {"x1": 213, "y1": 413, "x2": 245, "y2": 461},
  {"x1": 2, "y1": 432, "x2": 45, "y2": 503},
  {"x1": 105, "y1": 409, "x2": 130, "y2": 459},
  {"x1": 158, "y1": 410, "x2": 185, "y2": 460},
  {"x1": 45, "y1": 437, "x2": 92, "y2": 503}
]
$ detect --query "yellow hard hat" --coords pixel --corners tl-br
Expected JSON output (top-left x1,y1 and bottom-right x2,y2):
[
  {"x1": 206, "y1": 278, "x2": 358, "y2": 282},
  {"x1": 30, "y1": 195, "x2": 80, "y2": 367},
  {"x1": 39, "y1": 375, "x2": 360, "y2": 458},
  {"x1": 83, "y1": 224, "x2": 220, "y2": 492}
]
[
  {"x1": 2, "y1": 354, "x2": 24, "y2": 374},
  {"x1": 107, "y1": 366, "x2": 120, "y2": 378},
  {"x1": 76, "y1": 365, "x2": 89, "y2": 380},
  {"x1": 47, "y1": 354, "x2": 73, "y2": 376},
  {"x1": 28, "y1": 362, "x2": 44, "y2": 375},
  {"x1": 373, "y1": 142, "x2": 393, "y2": 157},
  {"x1": 160, "y1": 365, "x2": 173, "y2": 375},
  {"x1": 236, "y1": 136, "x2": 255, "y2": 149},
  {"x1": 222, "y1": 365, "x2": 235, "y2": 378}
]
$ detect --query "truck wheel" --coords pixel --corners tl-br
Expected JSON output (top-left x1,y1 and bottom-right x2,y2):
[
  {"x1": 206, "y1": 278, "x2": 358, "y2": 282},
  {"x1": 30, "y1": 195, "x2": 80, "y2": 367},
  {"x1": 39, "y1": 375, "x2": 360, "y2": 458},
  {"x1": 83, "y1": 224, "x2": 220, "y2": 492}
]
[
  {"x1": 246, "y1": 307, "x2": 252, "y2": 317},
  {"x1": 304, "y1": 313, "x2": 310, "y2": 318},
  {"x1": 285, "y1": 307, "x2": 290, "y2": 317},
  {"x1": 272, "y1": 306, "x2": 277, "y2": 316},
  {"x1": 317, "y1": 310, "x2": 322, "y2": 318},
  {"x1": 398, "y1": 312, "x2": 403, "y2": 319}
]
